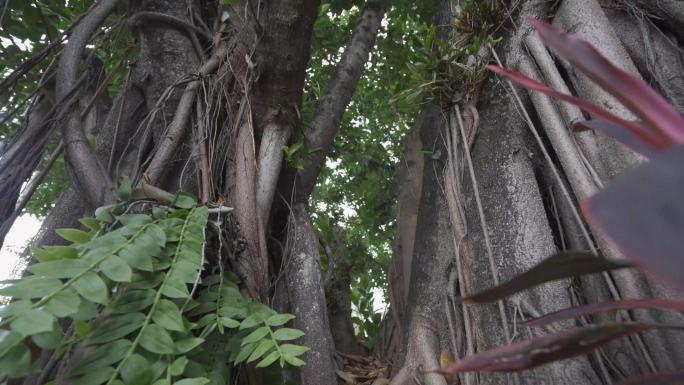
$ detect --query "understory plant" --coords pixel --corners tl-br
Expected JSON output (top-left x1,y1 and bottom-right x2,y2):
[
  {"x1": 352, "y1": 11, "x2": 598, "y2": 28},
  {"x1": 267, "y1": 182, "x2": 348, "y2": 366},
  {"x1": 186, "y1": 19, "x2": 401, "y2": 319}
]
[
  {"x1": 0, "y1": 185, "x2": 308, "y2": 384},
  {"x1": 437, "y1": 18, "x2": 684, "y2": 384}
]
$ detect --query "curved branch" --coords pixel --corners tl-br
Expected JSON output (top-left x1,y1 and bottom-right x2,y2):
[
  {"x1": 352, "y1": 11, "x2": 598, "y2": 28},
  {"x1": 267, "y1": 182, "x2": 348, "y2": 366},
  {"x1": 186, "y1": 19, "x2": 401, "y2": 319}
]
[
  {"x1": 128, "y1": 11, "x2": 212, "y2": 43},
  {"x1": 56, "y1": 0, "x2": 119, "y2": 206},
  {"x1": 296, "y1": 0, "x2": 389, "y2": 201}
]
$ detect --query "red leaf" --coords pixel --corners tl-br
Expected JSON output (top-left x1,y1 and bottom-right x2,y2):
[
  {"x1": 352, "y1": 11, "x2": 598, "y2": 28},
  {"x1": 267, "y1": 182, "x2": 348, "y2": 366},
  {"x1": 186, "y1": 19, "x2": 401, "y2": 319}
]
[
  {"x1": 615, "y1": 372, "x2": 684, "y2": 385},
  {"x1": 458, "y1": 252, "x2": 632, "y2": 304},
  {"x1": 572, "y1": 120, "x2": 656, "y2": 158},
  {"x1": 528, "y1": 18, "x2": 684, "y2": 145},
  {"x1": 583, "y1": 145, "x2": 684, "y2": 295},
  {"x1": 522, "y1": 299, "x2": 684, "y2": 327},
  {"x1": 486, "y1": 65, "x2": 664, "y2": 151},
  {"x1": 435, "y1": 323, "x2": 678, "y2": 374}
]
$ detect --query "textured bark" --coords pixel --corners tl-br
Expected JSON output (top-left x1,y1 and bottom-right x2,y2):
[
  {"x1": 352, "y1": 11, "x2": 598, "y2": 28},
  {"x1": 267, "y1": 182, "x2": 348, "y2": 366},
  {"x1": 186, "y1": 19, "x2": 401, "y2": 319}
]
[
  {"x1": 286, "y1": 204, "x2": 337, "y2": 385},
  {"x1": 460, "y1": 76, "x2": 601, "y2": 385},
  {"x1": 633, "y1": 0, "x2": 684, "y2": 41},
  {"x1": 144, "y1": 50, "x2": 225, "y2": 186},
  {"x1": 131, "y1": 0, "x2": 200, "y2": 145},
  {"x1": 602, "y1": 6, "x2": 684, "y2": 112},
  {"x1": 553, "y1": 0, "x2": 645, "y2": 181}
]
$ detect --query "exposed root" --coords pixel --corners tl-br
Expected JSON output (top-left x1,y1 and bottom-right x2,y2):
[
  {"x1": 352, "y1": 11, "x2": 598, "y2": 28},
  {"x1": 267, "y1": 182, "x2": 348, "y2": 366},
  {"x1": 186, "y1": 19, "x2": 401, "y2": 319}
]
[{"x1": 389, "y1": 316, "x2": 447, "y2": 385}]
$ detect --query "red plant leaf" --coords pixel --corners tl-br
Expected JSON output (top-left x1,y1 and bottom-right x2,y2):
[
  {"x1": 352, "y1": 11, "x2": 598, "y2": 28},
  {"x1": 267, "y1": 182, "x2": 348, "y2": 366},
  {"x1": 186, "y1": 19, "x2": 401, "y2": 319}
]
[
  {"x1": 528, "y1": 18, "x2": 684, "y2": 145},
  {"x1": 615, "y1": 372, "x2": 684, "y2": 385},
  {"x1": 486, "y1": 65, "x2": 665, "y2": 151},
  {"x1": 583, "y1": 145, "x2": 684, "y2": 295},
  {"x1": 435, "y1": 323, "x2": 680, "y2": 374},
  {"x1": 458, "y1": 252, "x2": 632, "y2": 304},
  {"x1": 522, "y1": 299, "x2": 684, "y2": 327},
  {"x1": 572, "y1": 120, "x2": 656, "y2": 158}
]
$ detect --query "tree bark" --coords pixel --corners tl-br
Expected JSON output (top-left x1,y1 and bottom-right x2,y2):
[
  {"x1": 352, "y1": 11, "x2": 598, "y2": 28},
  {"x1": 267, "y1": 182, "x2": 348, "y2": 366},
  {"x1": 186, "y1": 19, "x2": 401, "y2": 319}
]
[{"x1": 286, "y1": 203, "x2": 338, "y2": 385}]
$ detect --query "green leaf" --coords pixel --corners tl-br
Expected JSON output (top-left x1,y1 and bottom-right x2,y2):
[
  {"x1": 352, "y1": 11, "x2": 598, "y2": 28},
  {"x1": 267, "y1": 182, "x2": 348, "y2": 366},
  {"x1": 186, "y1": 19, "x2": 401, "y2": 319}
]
[
  {"x1": 29, "y1": 259, "x2": 90, "y2": 278},
  {"x1": 234, "y1": 343, "x2": 256, "y2": 364},
  {"x1": 175, "y1": 337, "x2": 204, "y2": 354},
  {"x1": 247, "y1": 339, "x2": 275, "y2": 363},
  {"x1": 119, "y1": 244, "x2": 155, "y2": 272},
  {"x1": 33, "y1": 245, "x2": 78, "y2": 262},
  {"x1": 161, "y1": 276, "x2": 190, "y2": 299},
  {"x1": 74, "y1": 320, "x2": 92, "y2": 338},
  {"x1": 283, "y1": 354, "x2": 306, "y2": 367},
  {"x1": 280, "y1": 344, "x2": 310, "y2": 356},
  {"x1": 256, "y1": 350, "x2": 280, "y2": 368},
  {"x1": 45, "y1": 291, "x2": 81, "y2": 317},
  {"x1": 118, "y1": 214, "x2": 152, "y2": 227},
  {"x1": 152, "y1": 207, "x2": 168, "y2": 219},
  {"x1": 72, "y1": 299, "x2": 99, "y2": 321},
  {"x1": 0, "y1": 300, "x2": 32, "y2": 318},
  {"x1": 219, "y1": 317, "x2": 240, "y2": 329},
  {"x1": 242, "y1": 326, "x2": 269, "y2": 346},
  {"x1": 140, "y1": 324, "x2": 175, "y2": 355},
  {"x1": 239, "y1": 314, "x2": 265, "y2": 330},
  {"x1": 152, "y1": 299, "x2": 185, "y2": 332},
  {"x1": 106, "y1": 290, "x2": 155, "y2": 314},
  {"x1": 56, "y1": 228, "x2": 92, "y2": 244},
  {"x1": 169, "y1": 356, "x2": 189, "y2": 376},
  {"x1": 100, "y1": 255, "x2": 132, "y2": 282},
  {"x1": 173, "y1": 378, "x2": 210, "y2": 385},
  {"x1": 173, "y1": 193, "x2": 196, "y2": 209},
  {"x1": 79, "y1": 217, "x2": 102, "y2": 232},
  {"x1": 118, "y1": 176, "x2": 132, "y2": 201},
  {"x1": 0, "y1": 344, "x2": 32, "y2": 378},
  {"x1": 95, "y1": 205, "x2": 114, "y2": 223},
  {"x1": 265, "y1": 314, "x2": 295, "y2": 327},
  {"x1": 121, "y1": 354, "x2": 152, "y2": 385},
  {"x1": 0, "y1": 277, "x2": 62, "y2": 298},
  {"x1": 11, "y1": 309, "x2": 54, "y2": 336},
  {"x1": 272, "y1": 328, "x2": 304, "y2": 341},
  {"x1": 73, "y1": 272, "x2": 109, "y2": 304},
  {"x1": 69, "y1": 340, "x2": 132, "y2": 376},
  {"x1": 148, "y1": 361, "x2": 167, "y2": 383},
  {"x1": 32, "y1": 328, "x2": 63, "y2": 349},
  {"x1": 87, "y1": 312, "x2": 145, "y2": 345},
  {"x1": 73, "y1": 366, "x2": 115, "y2": 385}
]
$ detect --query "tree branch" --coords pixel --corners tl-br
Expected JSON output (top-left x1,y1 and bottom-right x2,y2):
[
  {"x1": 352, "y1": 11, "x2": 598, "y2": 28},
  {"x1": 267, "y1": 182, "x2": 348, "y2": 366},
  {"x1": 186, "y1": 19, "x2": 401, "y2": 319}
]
[
  {"x1": 128, "y1": 11, "x2": 212, "y2": 43},
  {"x1": 56, "y1": 0, "x2": 119, "y2": 206},
  {"x1": 296, "y1": 0, "x2": 389, "y2": 201}
]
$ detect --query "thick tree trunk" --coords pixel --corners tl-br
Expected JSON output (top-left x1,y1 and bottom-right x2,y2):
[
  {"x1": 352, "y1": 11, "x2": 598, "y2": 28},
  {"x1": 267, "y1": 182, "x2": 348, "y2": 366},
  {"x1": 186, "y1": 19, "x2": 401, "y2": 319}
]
[
  {"x1": 286, "y1": 204, "x2": 338, "y2": 385},
  {"x1": 390, "y1": 104, "x2": 455, "y2": 385}
]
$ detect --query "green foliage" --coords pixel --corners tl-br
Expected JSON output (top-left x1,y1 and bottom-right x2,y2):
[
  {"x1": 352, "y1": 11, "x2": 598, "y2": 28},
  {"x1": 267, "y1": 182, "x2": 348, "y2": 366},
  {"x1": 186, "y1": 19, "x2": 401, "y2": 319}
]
[
  {"x1": 305, "y1": 2, "x2": 433, "y2": 344},
  {"x1": 0, "y1": 195, "x2": 308, "y2": 384},
  {"x1": 350, "y1": 275, "x2": 382, "y2": 349}
]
